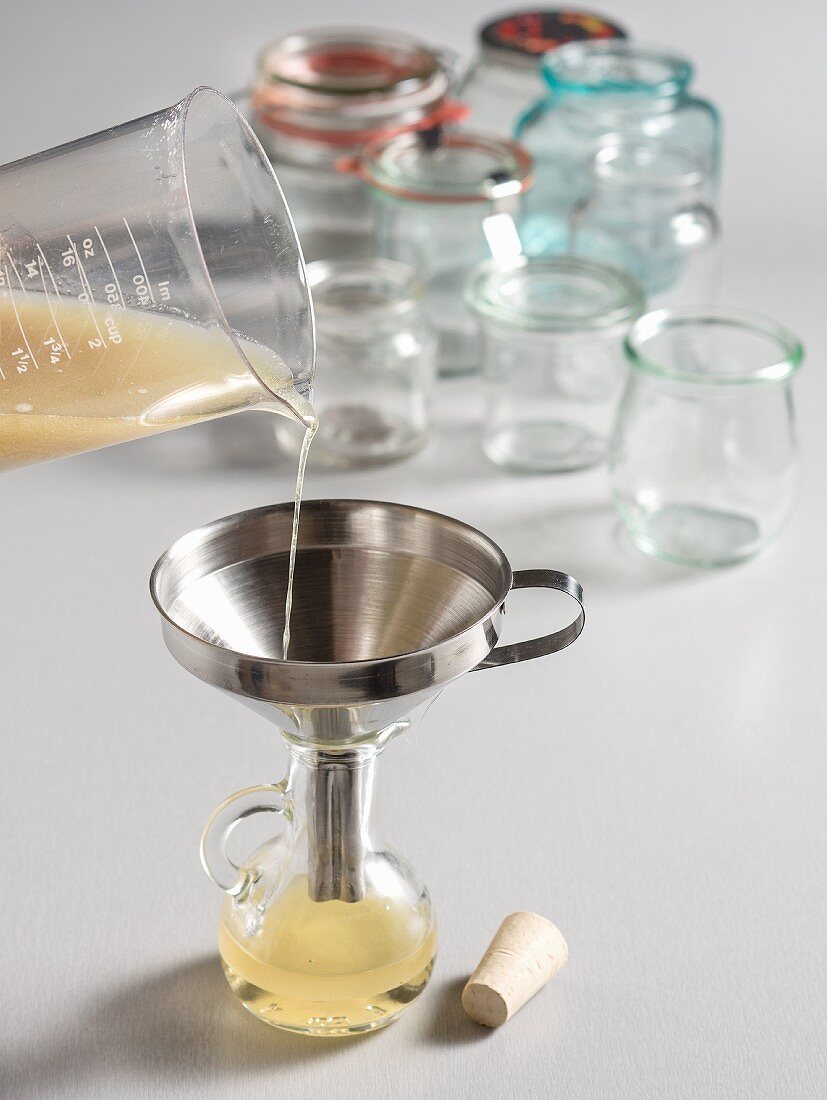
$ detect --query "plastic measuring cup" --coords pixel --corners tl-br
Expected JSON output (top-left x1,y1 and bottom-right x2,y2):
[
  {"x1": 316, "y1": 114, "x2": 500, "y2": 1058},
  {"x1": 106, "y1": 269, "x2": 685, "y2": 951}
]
[{"x1": 0, "y1": 86, "x2": 315, "y2": 471}]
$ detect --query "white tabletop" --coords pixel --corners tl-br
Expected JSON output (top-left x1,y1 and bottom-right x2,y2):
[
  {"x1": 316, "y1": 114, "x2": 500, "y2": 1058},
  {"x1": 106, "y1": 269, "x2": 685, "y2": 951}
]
[{"x1": 1, "y1": 2, "x2": 825, "y2": 1098}]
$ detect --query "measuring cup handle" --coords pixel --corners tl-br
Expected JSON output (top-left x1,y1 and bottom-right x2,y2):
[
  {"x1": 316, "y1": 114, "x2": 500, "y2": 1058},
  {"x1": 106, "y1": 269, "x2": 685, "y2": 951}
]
[
  {"x1": 200, "y1": 784, "x2": 287, "y2": 898},
  {"x1": 474, "y1": 569, "x2": 585, "y2": 670}
]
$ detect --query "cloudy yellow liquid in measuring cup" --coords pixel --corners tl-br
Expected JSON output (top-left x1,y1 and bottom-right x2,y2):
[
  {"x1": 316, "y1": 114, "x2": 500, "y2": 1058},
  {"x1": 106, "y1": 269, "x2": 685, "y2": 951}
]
[{"x1": 0, "y1": 294, "x2": 315, "y2": 470}]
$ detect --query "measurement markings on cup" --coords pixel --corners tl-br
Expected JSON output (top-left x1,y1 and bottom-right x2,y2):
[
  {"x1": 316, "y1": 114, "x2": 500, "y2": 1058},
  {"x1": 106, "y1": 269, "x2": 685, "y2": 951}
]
[
  {"x1": 4, "y1": 262, "x2": 40, "y2": 376},
  {"x1": 36, "y1": 250, "x2": 72, "y2": 362},
  {"x1": 66, "y1": 234, "x2": 108, "y2": 350},
  {"x1": 122, "y1": 217, "x2": 156, "y2": 306},
  {"x1": 94, "y1": 226, "x2": 125, "y2": 309},
  {"x1": 6, "y1": 254, "x2": 31, "y2": 300}
]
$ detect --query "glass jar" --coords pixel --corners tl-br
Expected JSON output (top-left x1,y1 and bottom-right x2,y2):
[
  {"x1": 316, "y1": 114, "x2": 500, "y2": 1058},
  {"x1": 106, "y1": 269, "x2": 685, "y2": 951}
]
[
  {"x1": 516, "y1": 40, "x2": 721, "y2": 256},
  {"x1": 466, "y1": 256, "x2": 644, "y2": 471},
  {"x1": 275, "y1": 259, "x2": 437, "y2": 467},
  {"x1": 610, "y1": 309, "x2": 804, "y2": 566},
  {"x1": 571, "y1": 141, "x2": 720, "y2": 305},
  {"x1": 457, "y1": 8, "x2": 627, "y2": 137},
  {"x1": 349, "y1": 131, "x2": 534, "y2": 376},
  {"x1": 248, "y1": 28, "x2": 459, "y2": 262}
]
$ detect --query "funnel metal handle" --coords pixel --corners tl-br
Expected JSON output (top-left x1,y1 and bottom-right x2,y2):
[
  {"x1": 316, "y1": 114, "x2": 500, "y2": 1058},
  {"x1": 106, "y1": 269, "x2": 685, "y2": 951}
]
[
  {"x1": 474, "y1": 569, "x2": 585, "y2": 670},
  {"x1": 200, "y1": 783, "x2": 286, "y2": 899}
]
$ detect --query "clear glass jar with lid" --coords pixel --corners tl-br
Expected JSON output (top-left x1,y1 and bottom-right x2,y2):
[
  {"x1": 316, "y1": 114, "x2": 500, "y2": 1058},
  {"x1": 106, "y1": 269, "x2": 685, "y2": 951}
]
[
  {"x1": 348, "y1": 131, "x2": 534, "y2": 376},
  {"x1": 457, "y1": 8, "x2": 627, "y2": 138},
  {"x1": 466, "y1": 255, "x2": 644, "y2": 471},
  {"x1": 516, "y1": 40, "x2": 721, "y2": 255},
  {"x1": 610, "y1": 308, "x2": 803, "y2": 566},
  {"x1": 248, "y1": 28, "x2": 461, "y2": 263},
  {"x1": 275, "y1": 259, "x2": 437, "y2": 467},
  {"x1": 570, "y1": 141, "x2": 720, "y2": 305}
]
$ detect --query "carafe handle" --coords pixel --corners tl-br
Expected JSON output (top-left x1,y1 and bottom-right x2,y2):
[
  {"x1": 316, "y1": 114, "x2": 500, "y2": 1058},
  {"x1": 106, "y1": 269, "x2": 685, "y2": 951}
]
[
  {"x1": 200, "y1": 783, "x2": 287, "y2": 899},
  {"x1": 475, "y1": 569, "x2": 585, "y2": 669}
]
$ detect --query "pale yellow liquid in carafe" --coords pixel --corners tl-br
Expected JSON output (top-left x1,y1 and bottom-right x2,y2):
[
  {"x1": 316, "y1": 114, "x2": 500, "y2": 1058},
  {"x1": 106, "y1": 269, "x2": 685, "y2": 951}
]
[{"x1": 219, "y1": 875, "x2": 437, "y2": 1035}]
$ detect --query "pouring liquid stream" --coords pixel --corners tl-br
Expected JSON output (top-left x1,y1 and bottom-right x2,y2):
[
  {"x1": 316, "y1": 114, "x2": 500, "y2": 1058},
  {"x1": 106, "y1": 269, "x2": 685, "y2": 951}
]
[
  {"x1": 0, "y1": 292, "x2": 316, "y2": 653},
  {"x1": 282, "y1": 416, "x2": 317, "y2": 658}
]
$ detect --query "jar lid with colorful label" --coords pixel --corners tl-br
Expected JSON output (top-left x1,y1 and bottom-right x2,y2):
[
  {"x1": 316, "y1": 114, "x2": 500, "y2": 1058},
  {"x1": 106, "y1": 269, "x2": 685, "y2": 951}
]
[{"x1": 480, "y1": 9, "x2": 627, "y2": 68}]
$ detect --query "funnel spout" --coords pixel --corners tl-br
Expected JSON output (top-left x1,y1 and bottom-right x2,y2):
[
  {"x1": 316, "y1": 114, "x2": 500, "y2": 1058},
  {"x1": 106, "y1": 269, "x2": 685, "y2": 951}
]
[{"x1": 293, "y1": 744, "x2": 378, "y2": 903}]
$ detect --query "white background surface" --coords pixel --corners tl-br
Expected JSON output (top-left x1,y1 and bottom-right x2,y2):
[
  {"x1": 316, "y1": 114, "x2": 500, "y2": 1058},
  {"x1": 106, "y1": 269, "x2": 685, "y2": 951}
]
[{"x1": 1, "y1": 2, "x2": 825, "y2": 1098}]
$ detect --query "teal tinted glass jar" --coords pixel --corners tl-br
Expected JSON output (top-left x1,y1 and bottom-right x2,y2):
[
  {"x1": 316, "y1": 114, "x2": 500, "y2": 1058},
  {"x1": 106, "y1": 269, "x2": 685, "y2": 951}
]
[
  {"x1": 515, "y1": 41, "x2": 720, "y2": 255},
  {"x1": 570, "y1": 141, "x2": 720, "y2": 305}
]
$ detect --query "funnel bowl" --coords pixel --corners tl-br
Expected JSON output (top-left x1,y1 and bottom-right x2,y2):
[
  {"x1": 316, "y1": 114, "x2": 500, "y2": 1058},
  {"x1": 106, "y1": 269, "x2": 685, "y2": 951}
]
[{"x1": 150, "y1": 500, "x2": 514, "y2": 708}]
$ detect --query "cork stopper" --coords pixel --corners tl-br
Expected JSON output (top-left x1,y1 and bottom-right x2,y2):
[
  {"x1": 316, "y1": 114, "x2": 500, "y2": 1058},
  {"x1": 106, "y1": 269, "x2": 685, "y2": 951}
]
[{"x1": 461, "y1": 911, "x2": 568, "y2": 1028}]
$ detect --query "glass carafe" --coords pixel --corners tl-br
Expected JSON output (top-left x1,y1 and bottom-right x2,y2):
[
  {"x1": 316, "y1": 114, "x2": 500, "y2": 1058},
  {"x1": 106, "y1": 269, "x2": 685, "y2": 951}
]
[
  {"x1": 151, "y1": 499, "x2": 585, "y2": 1036},
  {"x1": 201, "y1": 736, "x2": 436, "y2": 1036},
  {"x1": 516, "y1": 41, "x2": 720, "y2": 255},
  {"x1": 0, "y1": 86, "x2": 315, "y2": 471}
]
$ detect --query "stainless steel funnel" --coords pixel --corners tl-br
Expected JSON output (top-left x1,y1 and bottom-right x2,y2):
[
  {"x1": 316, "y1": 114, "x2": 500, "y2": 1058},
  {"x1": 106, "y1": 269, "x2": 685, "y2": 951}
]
[{"x1": 150, "y1": 499, "x2": 584, "y2": 899}]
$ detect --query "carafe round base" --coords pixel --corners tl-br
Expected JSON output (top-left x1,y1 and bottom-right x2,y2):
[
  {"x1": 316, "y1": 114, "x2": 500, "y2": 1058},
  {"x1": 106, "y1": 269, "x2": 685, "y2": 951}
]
[{"x1": 221, "y1": 950, "x2": 436, "y2": 1036}]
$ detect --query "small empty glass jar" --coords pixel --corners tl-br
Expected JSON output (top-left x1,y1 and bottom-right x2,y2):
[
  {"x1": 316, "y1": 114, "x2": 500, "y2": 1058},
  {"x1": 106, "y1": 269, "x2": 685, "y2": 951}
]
[
  {"x1": 610, "y1": 308, "x2": 804, "y2": 566},
  {"x1": 466, "y1": 256, "x2": 644, "y2": 471},
  {"x1": 349, "y1": 131, "x2": 534, "y2": 376},
  {"x1": 571, "y1": 141, "x2": 720, "y2": 305},
  {"x1": 516, "y1": 40, "x2": 720, "y2": 256},
  {"x1": 248, "y1": 28, "x2": 457, "y2": 262},
  {"x1": 275, "y1": 259, "x2": 437, "y2": 467},
  {"x1": 457, "y1": 9, "x2": 627, "y2": 138}
]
